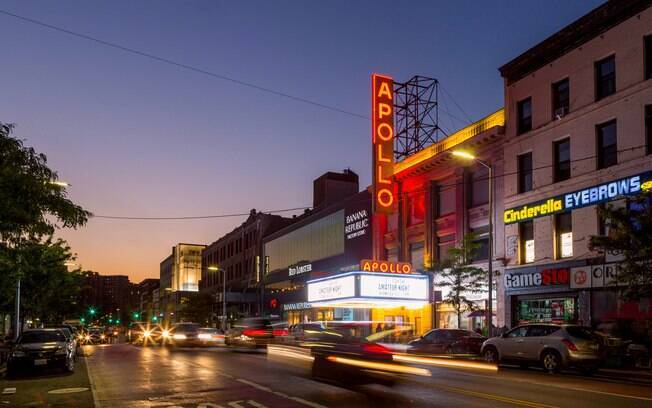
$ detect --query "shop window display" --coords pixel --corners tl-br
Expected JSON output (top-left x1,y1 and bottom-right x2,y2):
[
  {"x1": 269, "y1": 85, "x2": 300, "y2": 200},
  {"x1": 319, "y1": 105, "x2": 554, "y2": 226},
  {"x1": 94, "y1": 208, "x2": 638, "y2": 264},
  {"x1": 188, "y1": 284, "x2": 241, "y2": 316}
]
[{"x1": 518, "y1": 298, "x2": 576, "y2": 324}]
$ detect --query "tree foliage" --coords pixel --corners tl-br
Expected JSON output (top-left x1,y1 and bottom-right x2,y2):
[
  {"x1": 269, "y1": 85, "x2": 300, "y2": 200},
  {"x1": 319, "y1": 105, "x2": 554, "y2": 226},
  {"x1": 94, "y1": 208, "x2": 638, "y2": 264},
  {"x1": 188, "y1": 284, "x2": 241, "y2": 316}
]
[
  {"x1": 0, "y1": 237, "x2": 84, "y2": 323},
  {"x1": 180, "y1": 293, "x2": 213, "y2": 325},
  {"x1": 0, "y1": 123, "x2": 91, "y2": 243},
  {"x1": 429, "y1": 233, "x2": 487, "y2": 328},
  {"x1": 589, "y1": 192, "x2": 652, "y2": 300}
]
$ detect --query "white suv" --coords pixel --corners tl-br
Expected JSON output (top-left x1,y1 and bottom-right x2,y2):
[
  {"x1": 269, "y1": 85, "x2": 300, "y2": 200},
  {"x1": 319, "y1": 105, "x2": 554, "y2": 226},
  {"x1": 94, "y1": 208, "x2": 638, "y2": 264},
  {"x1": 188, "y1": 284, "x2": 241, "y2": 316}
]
[{"x1": 481, "y1": 324, "x2": 602, "y2": 373}]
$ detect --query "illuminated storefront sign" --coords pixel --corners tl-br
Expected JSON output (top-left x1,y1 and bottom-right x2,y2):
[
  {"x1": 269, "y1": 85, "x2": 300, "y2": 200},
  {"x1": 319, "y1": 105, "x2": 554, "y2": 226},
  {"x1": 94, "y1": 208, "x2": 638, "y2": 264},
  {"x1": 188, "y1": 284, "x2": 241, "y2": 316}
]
[
  {"x1": 282, "y1": 302, "x2": 313, "y2": 311},
  {"x1": 307, "y1": 275, "x2": 356, "y2": 302},
  {"x1": 570, "y1": 263, "x2": 621, "y2": 289},
  {"x1": 345, "y1": 209, "x2": 369, "y2": 240},
  {"x1": 359, "y1": 274, "x2": 428, "y2": 300},
  {"x1": 504, "y1": 172, "x2": 652, "y2": 224},
  {"x1": 372, "y1": 73, "x2": 395, "y2": 213},
  {"x1": 289, "y1": 263, "x2": 312, "y2": 277},
  {"x1": 504, "y1": 268, "x2": 570, "y2": 291},
  {"x1": 360, "y1": 259, "x2": 412, "y2": 274},
  {"x1": 307, "y1": 272, "x2": 429, "y2": 307}
]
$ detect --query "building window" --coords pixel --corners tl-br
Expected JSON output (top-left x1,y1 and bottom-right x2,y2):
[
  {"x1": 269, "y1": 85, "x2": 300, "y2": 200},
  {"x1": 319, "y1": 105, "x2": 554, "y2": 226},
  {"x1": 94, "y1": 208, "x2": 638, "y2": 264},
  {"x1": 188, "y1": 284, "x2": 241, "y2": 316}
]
[
  {"x1": 437, "y1": 186, "x2": 456, "y2": 216},
  {"x1": 517, "y1": 152, "x2": 533, "y2": 193},
  {"x1": 647, "y1": 105, "x2": 652, "y2": 155},
  {"x1": 517, "y1": 97, "x2": 532, "y2": 134},
  {"x1": 470, "y1": 226, "x2": 489, "y2": 262},
  {"x1": 555, "y1": 212, "x2": 573, "y2": 259},
  {"x1": 553, "y1": 139, "x2": 570, "y2": 182},
  {"x1": 438, "y1": 235, "x2": 456, "y2": 262},
  {"x1": 645, "y1": 34, "x2": 652, "y2": 80},
  {"x1": 595, "y1": 55, "x2": 615, "y2": 101},
  {"x1": 597, "y1": 120, "x2": 617, "y2": 169},
  {"x1": 519, "y1": 221, "x2": 534, "y2": 264},
  {"x1": 409, "y1": 242, "x2": 424, "y2": 270},
  {"x1": 386, "y1": 247, "x2": 399, "y2": 263},
  {"x1": 552, "y1": 78, "x2": 569, "y2": 118},
  {"x1": 470, "y1": 166, "x2": 489, "y2": 207}
]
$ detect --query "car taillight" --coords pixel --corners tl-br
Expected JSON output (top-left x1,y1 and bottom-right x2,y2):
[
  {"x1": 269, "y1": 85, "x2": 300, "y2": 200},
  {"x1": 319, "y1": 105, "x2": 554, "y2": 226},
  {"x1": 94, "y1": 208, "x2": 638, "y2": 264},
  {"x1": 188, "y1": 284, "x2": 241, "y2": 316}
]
[
  {"x1": 362, "y1": 343, "x2": 392, "y2": 355},
  {"x1": 243, "y1": 329, "x2": 267, "y2": 337},
  {"x1": 561, "y1": 339, "x2": 578, "y2": 351},
  {"x1": 272, "y1": 329, "x2": 288, "y2": 336}
]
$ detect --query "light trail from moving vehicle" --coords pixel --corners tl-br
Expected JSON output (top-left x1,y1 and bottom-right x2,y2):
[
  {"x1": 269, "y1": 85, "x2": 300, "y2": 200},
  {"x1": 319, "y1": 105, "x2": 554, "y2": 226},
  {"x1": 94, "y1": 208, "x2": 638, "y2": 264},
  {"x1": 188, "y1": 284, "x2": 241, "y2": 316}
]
[{"x1": 393, "y1": 354, "x2": 498, "y2": 372}]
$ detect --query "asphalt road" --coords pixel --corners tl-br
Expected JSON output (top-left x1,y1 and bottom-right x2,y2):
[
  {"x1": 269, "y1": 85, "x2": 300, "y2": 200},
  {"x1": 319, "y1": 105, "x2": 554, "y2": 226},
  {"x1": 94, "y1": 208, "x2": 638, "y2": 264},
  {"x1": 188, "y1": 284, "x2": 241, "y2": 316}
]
[{"x1": 3, "y1": 343, "x2": 652, "y2": 407}]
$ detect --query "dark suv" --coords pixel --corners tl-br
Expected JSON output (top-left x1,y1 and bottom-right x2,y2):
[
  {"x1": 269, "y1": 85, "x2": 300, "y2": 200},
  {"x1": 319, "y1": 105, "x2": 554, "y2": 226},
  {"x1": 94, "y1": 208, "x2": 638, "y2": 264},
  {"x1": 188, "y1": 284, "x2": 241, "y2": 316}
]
[{"x1": 7, "y1": 329, "x2": 75, "y2": 376}]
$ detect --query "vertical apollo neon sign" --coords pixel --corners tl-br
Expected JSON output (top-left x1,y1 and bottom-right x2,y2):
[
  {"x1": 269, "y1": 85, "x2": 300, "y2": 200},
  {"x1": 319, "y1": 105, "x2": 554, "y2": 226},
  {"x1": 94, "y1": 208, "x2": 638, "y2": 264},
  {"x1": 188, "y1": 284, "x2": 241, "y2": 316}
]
[{"x1": 372, "y1": 74, "x2": 395, "y2": 213}]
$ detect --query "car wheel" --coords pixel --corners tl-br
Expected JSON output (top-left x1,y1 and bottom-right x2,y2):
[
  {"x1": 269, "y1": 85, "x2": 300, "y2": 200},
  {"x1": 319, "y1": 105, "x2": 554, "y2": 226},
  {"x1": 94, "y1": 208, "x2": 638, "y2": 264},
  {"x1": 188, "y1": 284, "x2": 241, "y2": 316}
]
[
  {"x1": 483, "y1": 346, "x2": 499, "y2": 364},
  {"x1": 541, "y1": 350, "x2": 561, "y2": 373}
]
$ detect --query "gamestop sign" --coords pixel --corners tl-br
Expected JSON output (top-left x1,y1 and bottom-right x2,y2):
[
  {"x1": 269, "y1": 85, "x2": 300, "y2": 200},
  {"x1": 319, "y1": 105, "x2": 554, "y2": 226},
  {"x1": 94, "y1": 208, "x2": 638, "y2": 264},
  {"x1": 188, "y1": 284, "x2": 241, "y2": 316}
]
[
  {"x1": 504, "y1": 268, "x2": 570, "y2": 292},
  {"x1": 372, "y1": 74, "x2": 395, "y2": 213}
]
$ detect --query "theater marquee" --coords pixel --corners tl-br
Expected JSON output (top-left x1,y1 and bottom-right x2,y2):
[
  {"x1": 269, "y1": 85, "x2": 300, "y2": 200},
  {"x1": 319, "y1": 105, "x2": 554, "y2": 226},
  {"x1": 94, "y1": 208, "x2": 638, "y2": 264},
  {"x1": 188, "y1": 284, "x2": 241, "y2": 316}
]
[{"x1": 372, "y1": 73, "x2": 395, "y2": 213}]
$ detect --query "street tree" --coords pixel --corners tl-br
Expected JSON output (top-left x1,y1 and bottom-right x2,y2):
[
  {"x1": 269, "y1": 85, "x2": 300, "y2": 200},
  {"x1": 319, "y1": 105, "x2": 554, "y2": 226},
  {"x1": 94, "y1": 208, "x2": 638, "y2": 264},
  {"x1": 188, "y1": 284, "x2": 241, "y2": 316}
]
[
  {"x1": 429, "y1": 233, "x2": 487, "y2": 329},
  {"x1": 180, "y1": 293, "x2": 213, "y2": 325},
  {"x1": 0, "y1": 123, "x2": 91, "y2": 243},
  {"x1": 589, "y1": 192, "x2": 652, "y2": 300},
  {"x1": 0, "y1": 237, "x2": 84, "y2": 324}
]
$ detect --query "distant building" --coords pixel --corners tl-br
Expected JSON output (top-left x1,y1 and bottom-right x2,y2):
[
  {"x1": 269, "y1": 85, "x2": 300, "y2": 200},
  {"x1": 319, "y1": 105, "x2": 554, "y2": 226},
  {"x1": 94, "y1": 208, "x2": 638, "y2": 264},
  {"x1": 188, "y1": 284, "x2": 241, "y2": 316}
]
[
  {"x1": 200, "y1": 209, "x2": 296, "y2": 325},
  {"x1": 159, "y1": 243, "x2": 206, "y2": 322},
  {"x1": 79, "y1": 271, "x2": 136, "y2": 322},
  {"x1": 136, "y1": 278, "x2": 160, "y2": 322}
]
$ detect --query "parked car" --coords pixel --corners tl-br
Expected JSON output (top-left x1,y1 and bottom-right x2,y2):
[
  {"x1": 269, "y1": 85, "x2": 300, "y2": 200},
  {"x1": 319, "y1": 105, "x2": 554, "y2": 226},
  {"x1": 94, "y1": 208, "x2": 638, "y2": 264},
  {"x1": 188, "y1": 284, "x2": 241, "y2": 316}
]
[
  {"x1": 162, "y1": 323, "x2": 201, "y2": 346},
  {"x1": 481, "y1": 324, "x2": 602, "y2": 373},
  {"x1": 408, "y1": 329, "x2": 487, "y2": 355},
  {"x1": 225, "y1": 318, "x2": 273, "y2": 349},
  {"x1": 197, "y1": 328, "x2": 225, "y2": 346},
  {"x1": 7, "y1": 329, "x2": 75, "y2": 376}
]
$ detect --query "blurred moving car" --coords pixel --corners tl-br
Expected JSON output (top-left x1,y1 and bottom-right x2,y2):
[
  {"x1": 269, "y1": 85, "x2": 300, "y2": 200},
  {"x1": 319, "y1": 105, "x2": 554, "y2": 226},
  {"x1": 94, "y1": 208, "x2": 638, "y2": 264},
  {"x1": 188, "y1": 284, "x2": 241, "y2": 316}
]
[
  {"x1": 225, "y1": 318, "x2": 273, "y2": 349},
  {"x1": 162, "y1": 323, "x2": 200, "y2": 346},
  {"x1": 7, "y1": 329, "x2": 75, "y2": 376},
  {"x1": 481, "y1": 324, "x2": 602, "y2": 373},
  {"x1": 198, "y1": 328, "x2": 225, "y2": 346},
  {"x1": 128, "y1": 322, "x2": 161, "y2": 345},
  {"x1": 87, "y1": 327, "x2": 109, "y2": 344},
  {"x1": 408, "y1": 329, "x2": 486, "y2": 355}
]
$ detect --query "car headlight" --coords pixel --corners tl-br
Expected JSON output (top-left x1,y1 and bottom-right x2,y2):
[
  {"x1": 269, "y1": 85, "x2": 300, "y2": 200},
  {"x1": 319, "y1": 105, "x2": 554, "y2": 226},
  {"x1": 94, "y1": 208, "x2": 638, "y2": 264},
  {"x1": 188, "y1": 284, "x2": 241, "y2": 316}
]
[
  {"x1": 162, "y1": 330, "x2": 170, "y2": 338},
  {"x1": 143, "y1": 330, "x2": 151, "y2": 338},
  {"x1": 12, "y1": 350, "x2": 26, "y2": 357},
  {"x1": 173, "y1": 334, "x2": 187, "y2": 340},
  {"x1": 85, "y1": 335, "x2": 91, "y2": 341},
  {"x1": 198, "y1": 333, "x2": 211, "y2": 340},
  {"x1": 100, "y1": 334, "x2": 106, "y2": 339}
]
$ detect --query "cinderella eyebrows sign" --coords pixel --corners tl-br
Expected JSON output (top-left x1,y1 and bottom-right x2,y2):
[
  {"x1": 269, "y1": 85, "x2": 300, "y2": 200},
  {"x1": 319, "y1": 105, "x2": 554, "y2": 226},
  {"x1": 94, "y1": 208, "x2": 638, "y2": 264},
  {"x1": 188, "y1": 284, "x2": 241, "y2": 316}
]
[
  {"x1": 503, "y1": 172, "x2": 652, "y2": 224},
  {"x1": 372, "y1": 73, "x2": 395, "y2": 213}
]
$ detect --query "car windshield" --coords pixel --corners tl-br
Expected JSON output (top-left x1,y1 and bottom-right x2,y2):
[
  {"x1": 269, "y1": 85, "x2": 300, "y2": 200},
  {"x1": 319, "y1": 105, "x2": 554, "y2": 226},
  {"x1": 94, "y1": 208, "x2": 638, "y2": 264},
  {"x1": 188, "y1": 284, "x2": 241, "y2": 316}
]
[
  {"x1": 199, "y1": 328, "x2": 218, "y2": 334},
  {"x1": 19, "y1": 331, "x2": 65, "y2": 343},
  {"x1": 565, "y1": 326, "x2": 597, "y2": 340}
]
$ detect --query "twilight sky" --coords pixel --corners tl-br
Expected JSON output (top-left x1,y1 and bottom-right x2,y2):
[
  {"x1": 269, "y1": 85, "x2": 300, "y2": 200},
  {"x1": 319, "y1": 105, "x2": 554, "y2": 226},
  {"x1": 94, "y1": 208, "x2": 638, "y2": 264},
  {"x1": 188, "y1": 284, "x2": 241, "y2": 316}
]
[{"x1": 1, "y1": 0, "x2": 603, "y2": 282}]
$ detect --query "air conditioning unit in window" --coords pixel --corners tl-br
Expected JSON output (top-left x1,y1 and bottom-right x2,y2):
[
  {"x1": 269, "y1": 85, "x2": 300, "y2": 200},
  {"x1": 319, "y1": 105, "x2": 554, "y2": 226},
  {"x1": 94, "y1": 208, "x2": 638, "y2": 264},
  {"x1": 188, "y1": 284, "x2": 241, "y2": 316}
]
[{"x1": 554, "y1": 106, "x2": 569, "y2": 120}]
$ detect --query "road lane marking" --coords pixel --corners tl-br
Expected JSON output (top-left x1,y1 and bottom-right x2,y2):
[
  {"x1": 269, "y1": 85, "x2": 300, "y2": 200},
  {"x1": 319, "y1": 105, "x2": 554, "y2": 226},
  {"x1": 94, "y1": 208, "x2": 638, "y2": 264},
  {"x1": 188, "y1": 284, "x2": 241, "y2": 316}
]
[
  {"x1": 426, "y1": 367, "x2": 652, "y2": 402},
  {"x1": 48, "y1": 387, "x2": 89, "y2": 394},
  {"x1": 1, "y1": 388, "x2": 15, "y2": 395},
  {"x1": 235, "y1": 379, "x2": 327, "y2": 408},
  {"x1": 422, "y1": 382, "x2": 559, "y2": 408}
]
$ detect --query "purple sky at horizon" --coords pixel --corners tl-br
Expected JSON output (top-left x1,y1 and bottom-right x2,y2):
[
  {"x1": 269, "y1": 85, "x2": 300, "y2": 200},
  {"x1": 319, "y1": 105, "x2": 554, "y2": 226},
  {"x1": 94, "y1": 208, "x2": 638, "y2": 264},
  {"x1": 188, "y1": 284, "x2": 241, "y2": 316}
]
[{"x1": 1, "y1": 0, "x2": 603, "y2": 282}]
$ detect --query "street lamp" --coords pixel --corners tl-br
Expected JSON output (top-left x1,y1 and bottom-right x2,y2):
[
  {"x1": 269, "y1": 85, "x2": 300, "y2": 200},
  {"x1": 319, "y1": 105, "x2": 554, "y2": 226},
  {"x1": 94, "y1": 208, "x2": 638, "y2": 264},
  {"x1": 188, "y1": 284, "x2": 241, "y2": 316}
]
[
  {"x1": 452, "y1": 150, "x2": 494, "y2": 337},
  {"x1": 208, "y1": 266, "x2": 226, "y2": 330}
]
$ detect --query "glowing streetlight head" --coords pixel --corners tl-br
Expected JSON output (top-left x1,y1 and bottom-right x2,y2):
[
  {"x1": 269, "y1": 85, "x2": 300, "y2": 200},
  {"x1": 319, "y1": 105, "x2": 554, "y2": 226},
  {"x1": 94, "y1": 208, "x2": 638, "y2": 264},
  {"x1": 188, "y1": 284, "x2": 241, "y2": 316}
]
[
  {"x1": 49, "y1": 180, "x2": 70, "y2": 187},
  {"x1": 451, "y1": 150, "x2": 476, "y2": 161},
  {"x1": 207, "y1": 266, "x2": 219, "y2": 271}
]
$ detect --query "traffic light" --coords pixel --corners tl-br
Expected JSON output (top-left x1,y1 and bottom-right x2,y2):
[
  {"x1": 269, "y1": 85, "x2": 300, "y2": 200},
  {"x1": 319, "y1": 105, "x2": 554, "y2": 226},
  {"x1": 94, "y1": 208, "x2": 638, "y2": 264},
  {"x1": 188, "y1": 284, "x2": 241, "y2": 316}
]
[
  {"x1": 116, "y1": 319, "x2": 121, "y2": 324},
  {"x1": 133, "y1": 312, "x2": 140, "y2": 319},
  {"x1": 80, "y1": 317, "x2": 85, "y2": 323},
  {"x1": 108, "y1": 318, "x2": 114, "y2": 324},
  {"x1": 89, "y1": 307, "x2": 96, "y2": 315},
  {"x1": 152, "y1": 316, "x2": 158, "y2": 322}
]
